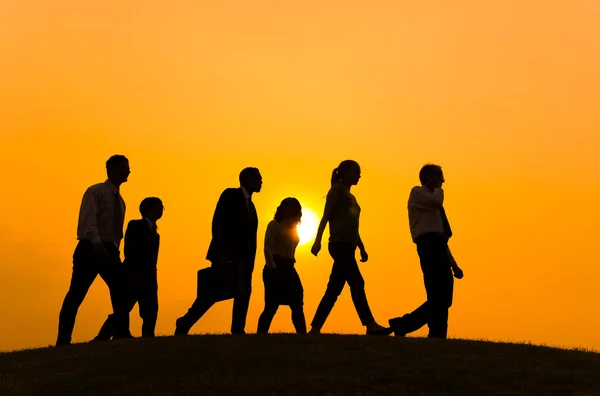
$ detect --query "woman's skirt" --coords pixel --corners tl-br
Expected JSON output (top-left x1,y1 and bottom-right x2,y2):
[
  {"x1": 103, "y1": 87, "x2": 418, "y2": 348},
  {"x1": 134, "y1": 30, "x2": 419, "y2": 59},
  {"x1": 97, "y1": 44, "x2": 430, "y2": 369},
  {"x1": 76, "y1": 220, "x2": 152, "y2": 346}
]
[{"x1": 263, "y1": 255, "x2": 303, "y2": 307}]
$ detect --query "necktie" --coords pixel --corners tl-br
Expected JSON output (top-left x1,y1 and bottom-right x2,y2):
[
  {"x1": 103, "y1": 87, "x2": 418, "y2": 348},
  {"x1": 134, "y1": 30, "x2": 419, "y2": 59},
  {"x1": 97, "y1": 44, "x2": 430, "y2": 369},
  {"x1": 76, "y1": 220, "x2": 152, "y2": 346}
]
[
  {"x1": 113, "y1": 191, "x2": 124, "y2": 241},
  {"x1": 440, "y1": 207, "x2": 452, "y2": 240}
]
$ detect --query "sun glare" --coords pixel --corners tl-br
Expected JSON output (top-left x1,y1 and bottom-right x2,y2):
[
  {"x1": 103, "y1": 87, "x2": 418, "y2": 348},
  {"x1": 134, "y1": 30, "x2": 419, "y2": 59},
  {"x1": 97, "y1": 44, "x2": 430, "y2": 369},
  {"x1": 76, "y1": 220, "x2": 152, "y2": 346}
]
[{"x1": 297, "y1": 208, "x2": 319, "y2": 246}]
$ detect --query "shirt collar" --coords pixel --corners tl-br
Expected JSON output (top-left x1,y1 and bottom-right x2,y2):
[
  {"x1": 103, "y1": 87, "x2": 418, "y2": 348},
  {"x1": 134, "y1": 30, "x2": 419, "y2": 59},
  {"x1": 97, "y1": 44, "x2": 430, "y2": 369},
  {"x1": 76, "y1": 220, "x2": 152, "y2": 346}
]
[
  {"x1": 105, "y1": 179, "x2": 119, "y2": 194},
  {"x1": 144, "y1": 217, "x2": 157, "y2": 230},
  {"x1": 241, "y1": 186, "x2": 250, "y2": 200}
]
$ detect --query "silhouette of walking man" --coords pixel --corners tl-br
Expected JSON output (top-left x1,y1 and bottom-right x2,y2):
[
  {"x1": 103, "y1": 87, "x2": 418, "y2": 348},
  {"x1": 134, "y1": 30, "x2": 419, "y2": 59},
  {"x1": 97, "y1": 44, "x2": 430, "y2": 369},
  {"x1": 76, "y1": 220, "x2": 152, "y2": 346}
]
[
  {"x1": 56, "y1": 155, "x2": 132, "y2": 346},
  {"x1": 175, "y1": 167, "x2": 262, "y2": 335},
  {"x1": 94, "y1": 197, "x2": 164, "y2": 340},
  {"x1": 389, "y1": 164, "x2": 464, "y2": 339},
  {"x1": 310, "y1": 160, "x2": 392, "y2": 335}
]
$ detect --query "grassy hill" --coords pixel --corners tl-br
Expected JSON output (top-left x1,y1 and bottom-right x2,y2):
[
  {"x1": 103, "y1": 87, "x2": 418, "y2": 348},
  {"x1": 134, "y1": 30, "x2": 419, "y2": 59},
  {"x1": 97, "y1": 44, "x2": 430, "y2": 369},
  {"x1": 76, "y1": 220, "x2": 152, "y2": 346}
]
[{"x1": 1, "y1": 335, "x2": 599, "y2": 395}]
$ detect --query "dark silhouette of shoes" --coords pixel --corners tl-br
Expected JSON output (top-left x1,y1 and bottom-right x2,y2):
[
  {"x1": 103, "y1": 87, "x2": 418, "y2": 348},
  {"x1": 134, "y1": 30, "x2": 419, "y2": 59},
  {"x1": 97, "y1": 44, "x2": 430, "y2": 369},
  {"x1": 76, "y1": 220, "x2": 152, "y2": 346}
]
[
  {"x1": 388, "y1": 317, "x2": 407, "y2": 337},
  {"x1": 366, "y1": 326, "x2": 394, "y2": 336},
  {"x1": 174, "y1": 318, "x2": 190, "y2": 336}
]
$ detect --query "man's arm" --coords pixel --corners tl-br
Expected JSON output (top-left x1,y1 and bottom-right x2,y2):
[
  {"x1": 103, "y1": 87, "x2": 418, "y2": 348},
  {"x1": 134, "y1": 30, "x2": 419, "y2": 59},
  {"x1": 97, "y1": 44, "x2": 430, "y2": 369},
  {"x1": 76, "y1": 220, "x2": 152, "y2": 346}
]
[
  {"x1": 78, "y1": 187, "x2": 101, "y2": 244},
  {"x1": 211, "y1": 189, "x2": 234, "y2": 263},
  {"x1": 124, "y1": 221, "x2": 143, "y2": 267},
  {"x1": 448, "y1": 246, "x2": 463, "y2": 279},
  {"x1": 408, "y1": 186, "x2": 444, "y2": 211}
]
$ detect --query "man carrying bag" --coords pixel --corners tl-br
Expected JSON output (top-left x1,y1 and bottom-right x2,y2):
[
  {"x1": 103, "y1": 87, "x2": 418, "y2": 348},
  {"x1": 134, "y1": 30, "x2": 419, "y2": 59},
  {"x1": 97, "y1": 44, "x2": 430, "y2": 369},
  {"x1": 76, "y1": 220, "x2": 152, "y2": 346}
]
[{"x1": 175, "y1": 167, "x2": 263, "y2": 335}]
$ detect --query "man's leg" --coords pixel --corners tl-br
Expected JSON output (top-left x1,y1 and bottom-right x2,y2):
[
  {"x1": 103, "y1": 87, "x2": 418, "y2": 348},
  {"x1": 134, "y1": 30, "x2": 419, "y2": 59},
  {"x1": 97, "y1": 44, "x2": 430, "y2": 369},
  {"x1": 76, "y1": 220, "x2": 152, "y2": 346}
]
[
  {"x1": 175, "y1": 292, "x2": 215, "y2": 335},
  {"x1": 426, "y1": 265, "x2": 454, "y2": 339},
  {"x1": 97, "y1": 243, "x2": 131, "y2": 339},
  {"x1": 94, "y1": 296, "x2": 137, "y2": 341},
  {"x1": 418, "y1": 235, "x2": 453, "y2": 339},
  {"x1": 231, "y1": 261, "x2": 253, "y2": 334},
  {"x1": 390, "y1": 235, "x2": 447, "y2": 337},
  {"x1": 56, "y1": 241, "x2": 98, "y2": 346}
]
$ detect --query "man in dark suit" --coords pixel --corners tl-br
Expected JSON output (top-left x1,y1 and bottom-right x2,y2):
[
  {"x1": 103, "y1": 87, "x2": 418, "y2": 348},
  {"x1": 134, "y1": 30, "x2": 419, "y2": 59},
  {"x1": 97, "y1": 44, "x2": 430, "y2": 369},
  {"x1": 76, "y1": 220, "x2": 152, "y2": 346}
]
[
  {"x1": 175, "y1": 167, "x2": 262, "y2": 335},
  {"x1": 94, "y1": 197, "x2": 164, "y2": 340}
]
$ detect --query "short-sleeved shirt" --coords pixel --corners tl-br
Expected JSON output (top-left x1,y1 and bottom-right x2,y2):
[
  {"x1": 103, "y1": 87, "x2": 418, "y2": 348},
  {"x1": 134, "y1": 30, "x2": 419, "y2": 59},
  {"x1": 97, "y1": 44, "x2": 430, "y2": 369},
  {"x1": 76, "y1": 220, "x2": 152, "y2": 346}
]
[{"x1": 264, "y1": 220, "x2": 300, "y2": 261}]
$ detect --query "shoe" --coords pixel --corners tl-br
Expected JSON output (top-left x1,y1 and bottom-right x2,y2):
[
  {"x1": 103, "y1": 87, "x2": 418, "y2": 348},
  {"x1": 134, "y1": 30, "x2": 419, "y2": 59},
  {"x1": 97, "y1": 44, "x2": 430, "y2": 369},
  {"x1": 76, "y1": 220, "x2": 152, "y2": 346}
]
[
  {"x1": 388, "y1": 317, "x2": 407, "y2": 337},
  {"x1": 174, "y1": 318, "x2": 190, "y2": 336},
  {"x1": 113, "y1": 334, "x2": 134, "y2": 340},
  {"x1": 366, "y1": 326, "x2": 394, "y2": 336},
  {"x1": 231, "y1": 330, "x2": 247, "y2": 335}
]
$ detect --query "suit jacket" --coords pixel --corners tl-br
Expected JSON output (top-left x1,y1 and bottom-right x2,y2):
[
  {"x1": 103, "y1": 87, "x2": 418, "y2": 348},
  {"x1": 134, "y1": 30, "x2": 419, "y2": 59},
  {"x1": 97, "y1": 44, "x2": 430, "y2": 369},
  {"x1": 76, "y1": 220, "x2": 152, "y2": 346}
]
[
  {"x1": 123, "y1": 219, "x2": 160, "y2": 280},
  {"x1": 206, "y1": 187, "x2": 258, "y2": 268}
]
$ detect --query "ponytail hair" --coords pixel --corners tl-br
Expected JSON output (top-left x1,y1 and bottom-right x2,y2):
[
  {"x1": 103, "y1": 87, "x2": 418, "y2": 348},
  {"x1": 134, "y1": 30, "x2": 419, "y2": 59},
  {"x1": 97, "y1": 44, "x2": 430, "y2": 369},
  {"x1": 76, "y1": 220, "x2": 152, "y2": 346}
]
[
  {"x1": 330, "y1": 168, "x2": 341, "y2": 187},
  {"x1": 330, "y1": 160, "x2": 359, "y2": 187}
]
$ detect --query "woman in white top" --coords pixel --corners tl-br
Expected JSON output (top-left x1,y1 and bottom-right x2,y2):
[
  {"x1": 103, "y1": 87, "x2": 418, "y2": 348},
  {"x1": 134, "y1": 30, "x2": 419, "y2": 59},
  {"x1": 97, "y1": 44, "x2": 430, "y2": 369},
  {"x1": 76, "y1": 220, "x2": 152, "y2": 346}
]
[{"x1": 257, "y1": 198, "x2": 306, "y2": 334}]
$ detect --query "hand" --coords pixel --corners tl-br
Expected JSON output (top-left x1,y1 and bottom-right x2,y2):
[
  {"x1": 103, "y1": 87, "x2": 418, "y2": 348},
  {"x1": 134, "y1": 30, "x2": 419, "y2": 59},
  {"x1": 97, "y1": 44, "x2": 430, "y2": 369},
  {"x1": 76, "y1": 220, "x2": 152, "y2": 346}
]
[
  {"x1": 93, "y1": 243, "x2": 109, "y2": 261},
  {"x1": 359, "y1": 248, "x2": 368, "y2": 263},
  {"x1": 452, "y1": 266, "x2": 464, "y2": 279},
  {"x1": 311, "y1": 241, "x2": 321, "y2": 257},
  {"x1": 266, "y1": 261, "x2": 277, "y2": 270}
]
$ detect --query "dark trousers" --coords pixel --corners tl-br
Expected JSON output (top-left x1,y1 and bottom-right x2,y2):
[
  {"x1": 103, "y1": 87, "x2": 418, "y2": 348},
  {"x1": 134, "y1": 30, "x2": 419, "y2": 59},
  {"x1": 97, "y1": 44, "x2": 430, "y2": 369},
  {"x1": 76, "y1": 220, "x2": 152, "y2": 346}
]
[
  {"x1": 397, "y1": 233, "x2": 454, "y2": 338},
  {"x1": 56, "y1": 240, "x2": 130, "y2": 345},
  {"x1": 95, "y1": 274, "x2": 159, "y2": 339},
  {"x1": 257, "y1": 256, "x2": 306, "y2": 334},
  {"x1": 310, "y1": 242, "x2": 375, "y2": 329},
  {"x1": 176, "y1": 260, "x2": 253, "y2": 334}
]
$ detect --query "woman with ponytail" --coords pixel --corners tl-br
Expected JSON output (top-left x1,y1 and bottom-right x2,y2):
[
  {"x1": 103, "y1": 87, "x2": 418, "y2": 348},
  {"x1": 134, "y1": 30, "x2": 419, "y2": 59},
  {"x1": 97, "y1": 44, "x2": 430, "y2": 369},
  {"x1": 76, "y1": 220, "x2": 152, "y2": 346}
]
[{"x1": 309, "y1": 160, "x2": 392, "y2": 335}]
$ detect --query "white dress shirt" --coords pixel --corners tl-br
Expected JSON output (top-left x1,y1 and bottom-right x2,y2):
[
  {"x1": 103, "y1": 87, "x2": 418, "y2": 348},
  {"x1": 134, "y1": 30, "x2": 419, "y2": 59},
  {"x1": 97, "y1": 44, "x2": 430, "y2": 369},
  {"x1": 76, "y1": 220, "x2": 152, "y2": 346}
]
[
  {"x1": 76, "y1": 180, "x2": 126, "y2": 246},
  {"x1": 407, "y1": 185, "x2": 445, "y2": 242}
]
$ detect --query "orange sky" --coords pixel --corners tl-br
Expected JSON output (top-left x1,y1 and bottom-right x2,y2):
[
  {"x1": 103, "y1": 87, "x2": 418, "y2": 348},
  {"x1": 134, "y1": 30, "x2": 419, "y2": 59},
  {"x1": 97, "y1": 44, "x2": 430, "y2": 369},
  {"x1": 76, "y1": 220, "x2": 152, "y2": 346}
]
[{"x1": 1, "y1": 1, "x2": 599, "y2": 352}]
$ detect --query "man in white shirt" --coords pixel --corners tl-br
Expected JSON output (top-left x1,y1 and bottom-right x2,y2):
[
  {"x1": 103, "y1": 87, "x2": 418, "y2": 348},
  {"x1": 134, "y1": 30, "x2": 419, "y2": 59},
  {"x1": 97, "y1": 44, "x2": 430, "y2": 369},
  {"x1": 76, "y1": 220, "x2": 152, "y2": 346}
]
[
  {"x1": 56, "y1": 155, "x2": 132, "y2": 346},
  {"x1": 388, "y1": 164, "x2": 464, "y2": 339}
]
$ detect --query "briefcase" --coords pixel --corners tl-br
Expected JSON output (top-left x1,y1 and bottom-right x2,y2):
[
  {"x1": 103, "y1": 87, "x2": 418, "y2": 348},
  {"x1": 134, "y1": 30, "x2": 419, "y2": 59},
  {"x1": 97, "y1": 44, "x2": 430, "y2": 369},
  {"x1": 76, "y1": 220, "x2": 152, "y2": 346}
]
[{"x1": 197, "y1": 265, "x2": 237, "y2": 303}]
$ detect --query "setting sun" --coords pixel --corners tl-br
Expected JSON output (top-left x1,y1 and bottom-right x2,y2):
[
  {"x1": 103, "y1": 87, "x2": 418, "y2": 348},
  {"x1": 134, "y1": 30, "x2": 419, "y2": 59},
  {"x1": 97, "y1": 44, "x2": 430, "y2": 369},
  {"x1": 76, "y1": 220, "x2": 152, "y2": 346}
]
[{"x1": 297, "y1": 208, "x2": 319, "y2": 246}]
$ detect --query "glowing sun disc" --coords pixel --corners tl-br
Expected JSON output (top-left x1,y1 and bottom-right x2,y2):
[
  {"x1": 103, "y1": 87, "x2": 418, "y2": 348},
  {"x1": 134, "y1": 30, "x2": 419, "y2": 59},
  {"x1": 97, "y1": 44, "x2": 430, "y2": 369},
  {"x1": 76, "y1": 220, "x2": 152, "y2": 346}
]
[{"x1": 297, "y1": 208, "x2": 319, "y2": 246}]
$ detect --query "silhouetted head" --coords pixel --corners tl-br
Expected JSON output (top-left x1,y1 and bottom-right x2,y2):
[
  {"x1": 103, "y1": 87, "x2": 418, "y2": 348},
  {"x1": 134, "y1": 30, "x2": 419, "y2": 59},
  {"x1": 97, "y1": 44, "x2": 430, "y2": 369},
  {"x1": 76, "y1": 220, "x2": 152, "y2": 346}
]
[
  {"x1": 139, "y1": 197, "x2": 164, "y2": 222},
  {"x1": 239, "y1": 167, "x2": 262, "y2": 194},
  {"x1": 274, "y1": 197, "x2": 302, "y2": 226},
  {"x1": 331, "y1": 160, "x2": 361, "y2": 187},
  {"x1": 419, "y1": 164, "x2": 444, "y2": 191},
  {"x1": 106, "y1": 155, "x2": 130, "y2": 186}
]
